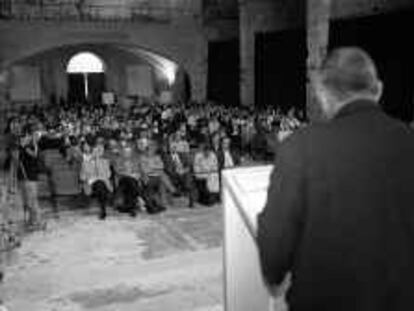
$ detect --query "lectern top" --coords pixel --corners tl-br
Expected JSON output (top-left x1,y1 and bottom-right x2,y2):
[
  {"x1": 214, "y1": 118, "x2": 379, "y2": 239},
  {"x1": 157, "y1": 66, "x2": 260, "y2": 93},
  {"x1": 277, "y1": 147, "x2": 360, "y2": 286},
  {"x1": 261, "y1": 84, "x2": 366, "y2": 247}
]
[{"x1": 222, "y1": 165, "x2": 273, "y2": 235}]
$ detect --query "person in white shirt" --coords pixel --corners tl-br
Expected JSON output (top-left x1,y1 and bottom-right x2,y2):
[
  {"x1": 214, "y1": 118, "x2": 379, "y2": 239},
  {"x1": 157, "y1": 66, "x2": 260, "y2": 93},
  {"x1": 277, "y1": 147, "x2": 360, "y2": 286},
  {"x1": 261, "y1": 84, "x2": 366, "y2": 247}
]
[
  {"x1": 220, "y1": 137, "x2": 235, "y2": 169},
  {"x1": 79, "y1": 141, "x2": 112, "y2": 220},
  {"x1": 193, "y1": 142, "x2": 220, "y2": 206},
  {"x1": 208, "y1": 118, "x2": 221, "y2": 135}
]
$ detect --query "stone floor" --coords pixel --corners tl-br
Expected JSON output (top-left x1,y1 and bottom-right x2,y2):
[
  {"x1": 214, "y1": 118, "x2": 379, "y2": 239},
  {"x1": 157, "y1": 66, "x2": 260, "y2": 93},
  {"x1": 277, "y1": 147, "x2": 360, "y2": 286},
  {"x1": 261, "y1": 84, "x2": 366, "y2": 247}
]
[{"x1": 0, "y1": 197, "x2": 224, "y2": 311}]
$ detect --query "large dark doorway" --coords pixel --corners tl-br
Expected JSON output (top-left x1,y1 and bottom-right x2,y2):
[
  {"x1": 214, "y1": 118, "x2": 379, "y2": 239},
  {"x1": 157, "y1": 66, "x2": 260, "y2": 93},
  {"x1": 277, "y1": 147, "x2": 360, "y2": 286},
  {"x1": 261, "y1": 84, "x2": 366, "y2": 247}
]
[
  {"x1": 0, "y1": 0, "x2": 12, "y2": 17},
  {"x1": 67, "y1": 52, "x2": 106, "y2": 106},
  {"x1": 330, "y1": 9, "x2": 414, "y2": 122},
  {"x1": 67, "y1": 73, "x2": 106, "y2": 105},
  {"x1": 208, "y1": 39, "x2": 240, "y2": 106},
  {"x1": 87, "y1": 73, "x2": 106, "y2": 104},
  {"x1": 67, "y1": 73, "x2": 85, "y2": 104},
  {"x1": 255, "y1": 29, "x2": 307, "y2": 113}
]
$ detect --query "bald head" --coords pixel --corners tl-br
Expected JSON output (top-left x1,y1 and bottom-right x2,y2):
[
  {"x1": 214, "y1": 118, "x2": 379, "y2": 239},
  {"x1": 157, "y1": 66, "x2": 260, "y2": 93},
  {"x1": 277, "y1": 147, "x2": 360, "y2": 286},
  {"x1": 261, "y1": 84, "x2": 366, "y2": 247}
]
[{"x1": 315, "y1": 47, "x2": 383, "y2": 118}]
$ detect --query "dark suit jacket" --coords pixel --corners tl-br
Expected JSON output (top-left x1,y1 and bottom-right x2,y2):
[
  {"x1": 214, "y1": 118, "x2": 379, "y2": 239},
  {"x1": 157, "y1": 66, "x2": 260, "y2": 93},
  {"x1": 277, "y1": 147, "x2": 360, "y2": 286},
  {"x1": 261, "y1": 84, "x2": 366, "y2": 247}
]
[
  {"x1": 258, "y1": 100, "x2": 414, "y2": 311},
  {"x1": 161, "y1": 150, "x2": 192, "y2": 177},
  {"x1": 216, "y1": 148, "x2": 240, "y2": 171}
]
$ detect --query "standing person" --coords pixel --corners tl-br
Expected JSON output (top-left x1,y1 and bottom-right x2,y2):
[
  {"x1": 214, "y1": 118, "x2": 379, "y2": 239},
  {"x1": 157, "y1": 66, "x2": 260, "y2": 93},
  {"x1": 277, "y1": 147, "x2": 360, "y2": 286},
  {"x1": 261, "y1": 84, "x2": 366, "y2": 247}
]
[
  {"x1": 257, "y1": 47, "x2": 414, "y2": 311},
  {"x1": 17, "y1": 130, "x2": 43, "y2": 229},
  {"x1": 3, "y1": 118, "x2": 21, "y2": 194}
]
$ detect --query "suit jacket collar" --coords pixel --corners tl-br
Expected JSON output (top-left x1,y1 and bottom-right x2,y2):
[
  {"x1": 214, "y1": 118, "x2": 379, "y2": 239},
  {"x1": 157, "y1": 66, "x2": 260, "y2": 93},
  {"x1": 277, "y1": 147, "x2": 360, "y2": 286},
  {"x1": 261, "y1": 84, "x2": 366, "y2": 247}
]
[{"x1": 334, "y1": 99, "x2": 380, "y2": 120}]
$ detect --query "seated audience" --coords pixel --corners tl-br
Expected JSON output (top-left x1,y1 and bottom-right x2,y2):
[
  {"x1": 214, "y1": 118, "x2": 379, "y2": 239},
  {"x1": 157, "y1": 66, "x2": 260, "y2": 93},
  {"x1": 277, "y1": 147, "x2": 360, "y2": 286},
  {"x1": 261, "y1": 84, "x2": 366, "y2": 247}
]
[
  {"x1": 139, "y1": 140, "x2": 170, "y2": 213},
  {"x1": 162, "y1": 138, "x2": 195, "y2": 208},
  {"x1": 2, "y1": 96, "x2": 306, "y2": 221},
  {"x1": 65, "y1": 136, "x2": 82, "y2": 167},
  {"x1": 218, "y1": 136, "x2": 237, "y2": 170},
  {"x1": 113, "y1": 142, "x2": 143, "y2": 217},
  {"x1": 193, "y1": 141, "x2": 220, "y2": 206},
  {"x1": 79, "y1": 141, "x2": 112, "y2": 220}
]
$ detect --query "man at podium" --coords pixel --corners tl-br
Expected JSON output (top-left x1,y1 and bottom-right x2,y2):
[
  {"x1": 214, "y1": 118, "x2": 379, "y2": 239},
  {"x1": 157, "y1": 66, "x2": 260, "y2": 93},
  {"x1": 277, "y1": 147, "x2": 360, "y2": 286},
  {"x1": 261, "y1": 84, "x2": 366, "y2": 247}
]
[{"x1": 257, "y1": 47, "x2": 414, "y2": 311}]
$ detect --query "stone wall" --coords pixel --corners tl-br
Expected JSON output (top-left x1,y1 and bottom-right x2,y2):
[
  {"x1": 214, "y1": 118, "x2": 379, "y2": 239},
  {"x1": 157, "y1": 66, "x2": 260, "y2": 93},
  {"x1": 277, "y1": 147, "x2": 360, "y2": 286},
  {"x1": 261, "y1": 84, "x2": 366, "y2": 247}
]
[
  {"x1": 239, "y1": 0, "x2": 414, "y2": 107},
  {"x1": 0, "y1": 12, "x2": 208, "y2": 109},
  {"x1": 7, "y1": 0, "x2": 200, "y2": 21},
  {"x1": 9, "y1": 44, "x2": 160, "y2": 107}
]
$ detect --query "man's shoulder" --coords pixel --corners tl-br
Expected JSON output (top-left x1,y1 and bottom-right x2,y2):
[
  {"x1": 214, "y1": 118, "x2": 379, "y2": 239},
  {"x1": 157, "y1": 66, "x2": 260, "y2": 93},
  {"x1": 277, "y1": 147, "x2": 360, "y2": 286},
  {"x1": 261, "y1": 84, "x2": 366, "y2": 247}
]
[
  {"x1": 281, "y1": 122, "x2": 330, "y2": 148},
  {"x1": 274, "y1": 123, "x2": 337, "y2": 166}
]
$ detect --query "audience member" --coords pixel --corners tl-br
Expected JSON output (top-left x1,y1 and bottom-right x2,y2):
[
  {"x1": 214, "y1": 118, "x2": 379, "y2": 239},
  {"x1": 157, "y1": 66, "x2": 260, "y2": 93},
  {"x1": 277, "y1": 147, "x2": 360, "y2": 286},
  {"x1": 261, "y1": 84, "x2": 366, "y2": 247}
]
[
  {"x1": 79, "y1": 141, "x2": 112, "y2": 219},
  {"x1": 193, "y1": 141, "x2": 220, "y2": 206},
  {"x1": 113, "y1": 142, "x2": 143, "y2": 216},
  {"x1": 16, "y1": 130, "x2": 44, "y2": 229}
]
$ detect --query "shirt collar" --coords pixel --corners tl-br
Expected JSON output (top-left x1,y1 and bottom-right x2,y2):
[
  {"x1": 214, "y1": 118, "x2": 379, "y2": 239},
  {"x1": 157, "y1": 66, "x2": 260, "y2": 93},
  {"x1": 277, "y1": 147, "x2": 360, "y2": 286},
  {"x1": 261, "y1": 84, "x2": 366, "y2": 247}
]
[{"x1": 334, "y1": 99, "x2": 380, "y2": 120}]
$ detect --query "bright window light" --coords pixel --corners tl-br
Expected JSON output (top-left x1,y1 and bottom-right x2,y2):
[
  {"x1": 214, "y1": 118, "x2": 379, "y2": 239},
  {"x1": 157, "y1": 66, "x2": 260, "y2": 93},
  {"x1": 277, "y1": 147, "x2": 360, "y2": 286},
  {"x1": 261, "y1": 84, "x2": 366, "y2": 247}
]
[
  {"x1": 163, "y1": 62, "x2": 178, "y2": 86},
  {"x1": 138, "y1": 49, "x2": 178, "y2": 86},
  {"x1": 67, "y1": 52, "x2": 105, "y2": 73}
]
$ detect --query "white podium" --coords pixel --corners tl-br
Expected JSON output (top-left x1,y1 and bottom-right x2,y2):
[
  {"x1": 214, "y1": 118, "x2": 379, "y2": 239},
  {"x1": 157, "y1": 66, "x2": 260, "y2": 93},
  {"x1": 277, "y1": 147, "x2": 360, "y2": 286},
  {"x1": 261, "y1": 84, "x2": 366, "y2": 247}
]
[{"x1": 222, "y1": 165, "x2": 289, "y2": 311}]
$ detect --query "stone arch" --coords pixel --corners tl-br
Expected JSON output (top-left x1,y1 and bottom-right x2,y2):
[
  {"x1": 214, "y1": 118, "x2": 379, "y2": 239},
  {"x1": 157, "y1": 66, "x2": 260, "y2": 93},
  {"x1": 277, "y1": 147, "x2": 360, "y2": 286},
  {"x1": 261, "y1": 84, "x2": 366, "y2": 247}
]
[
  {"x1": 1, "y1": 42, "x2": 193, "y2": 105},
  {"x1": 0, "y1": 19, "x2": 207, "y2": 100}
]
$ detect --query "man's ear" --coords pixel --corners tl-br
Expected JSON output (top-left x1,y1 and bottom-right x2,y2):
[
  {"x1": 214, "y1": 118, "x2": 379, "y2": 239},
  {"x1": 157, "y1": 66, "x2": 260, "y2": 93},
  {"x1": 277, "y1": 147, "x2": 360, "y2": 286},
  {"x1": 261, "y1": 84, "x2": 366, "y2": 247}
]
[{"x1": 375, "y1": 81, "x2": 384, "y2": 101}]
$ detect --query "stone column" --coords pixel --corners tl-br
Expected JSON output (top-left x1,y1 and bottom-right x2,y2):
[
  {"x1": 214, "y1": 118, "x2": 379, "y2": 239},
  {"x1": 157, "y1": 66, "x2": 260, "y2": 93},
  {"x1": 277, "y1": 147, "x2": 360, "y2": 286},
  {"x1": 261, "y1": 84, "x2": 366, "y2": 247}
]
[
  {"x1": 239, "y1": 0, "x2": 255, "y2": 107},
  {"x1": 306, "y1": 0, "x2": 331, "y2": 122},
  {"x1": 183, "y1": 17, "x2": 208, "y2": 103},
  {"x1": 185, "y1": 39, "x2": 208, "y2": 102},
  {"x1": 0, "y1": 64, "x2": 11, "y2": 135}
]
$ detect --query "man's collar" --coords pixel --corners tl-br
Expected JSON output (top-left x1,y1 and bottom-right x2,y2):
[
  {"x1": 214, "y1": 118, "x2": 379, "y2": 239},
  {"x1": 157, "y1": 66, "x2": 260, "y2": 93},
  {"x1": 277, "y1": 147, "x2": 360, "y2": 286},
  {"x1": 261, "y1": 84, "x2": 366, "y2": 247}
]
[{"x1": 334, "y1": 99, "x2": 380, "y2": 119}]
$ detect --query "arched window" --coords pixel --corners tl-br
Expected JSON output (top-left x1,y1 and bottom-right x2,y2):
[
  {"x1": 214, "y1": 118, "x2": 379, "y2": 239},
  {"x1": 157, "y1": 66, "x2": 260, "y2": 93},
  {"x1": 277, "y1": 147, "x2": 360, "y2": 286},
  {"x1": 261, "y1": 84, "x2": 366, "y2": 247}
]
[
  {"x1": 66, "y1": 52, "x2": 106, "y2": 101},
  {"x1": 66, "y1": 52, "x2": 105, "y2": 73}
]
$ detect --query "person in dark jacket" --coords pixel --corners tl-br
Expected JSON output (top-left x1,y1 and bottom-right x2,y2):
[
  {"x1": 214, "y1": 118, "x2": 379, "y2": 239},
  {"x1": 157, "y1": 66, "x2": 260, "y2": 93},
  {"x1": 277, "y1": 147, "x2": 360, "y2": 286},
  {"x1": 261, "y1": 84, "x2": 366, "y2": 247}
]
[
  {"x1": 17, "y1": 130, "x2": 43, "y2": 228},
  {"x1": 257, "y1": 47, "x2": 414, "y2": 311},
  {"x1": 161, "y1": 139, "x2": 195, "y2": 207}
]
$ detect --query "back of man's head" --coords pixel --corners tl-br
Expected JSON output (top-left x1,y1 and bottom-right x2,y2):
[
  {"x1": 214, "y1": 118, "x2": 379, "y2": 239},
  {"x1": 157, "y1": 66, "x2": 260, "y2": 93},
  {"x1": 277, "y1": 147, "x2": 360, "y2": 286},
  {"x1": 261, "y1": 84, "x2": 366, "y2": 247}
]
[{"x1": 316, "y1": 47, "x2": 382, "y2": 116}]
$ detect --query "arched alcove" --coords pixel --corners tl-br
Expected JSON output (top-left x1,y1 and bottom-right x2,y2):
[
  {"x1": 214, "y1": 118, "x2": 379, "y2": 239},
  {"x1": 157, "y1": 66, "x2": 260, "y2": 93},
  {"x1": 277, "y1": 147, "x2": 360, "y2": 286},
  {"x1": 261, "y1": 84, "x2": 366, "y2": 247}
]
[
  {"x1": 4, "y1": 44, "x2": 192, "y2": 109},
  {"x1": 66, "y1": 51, "x2": 106, "y2": 105}
]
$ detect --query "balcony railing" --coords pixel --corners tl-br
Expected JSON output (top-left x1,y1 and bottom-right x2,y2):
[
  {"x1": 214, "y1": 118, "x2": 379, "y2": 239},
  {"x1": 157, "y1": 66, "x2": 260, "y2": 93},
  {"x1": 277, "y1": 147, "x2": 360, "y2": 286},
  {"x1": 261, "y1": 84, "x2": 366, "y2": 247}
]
[
  {"x1": 0, "y1": 0, "x2": 198, "y2": 23},
  {"x1": 202, "y1": 0, "x2": 238, "y2": 22},
  {"x1": 203, "y1": 6, "x2": 238, "y2": 22}
]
